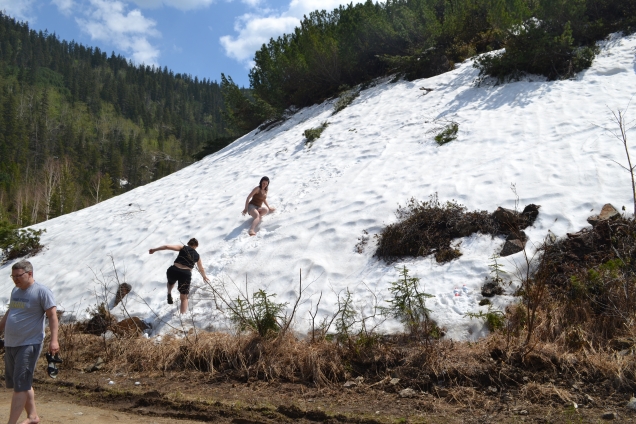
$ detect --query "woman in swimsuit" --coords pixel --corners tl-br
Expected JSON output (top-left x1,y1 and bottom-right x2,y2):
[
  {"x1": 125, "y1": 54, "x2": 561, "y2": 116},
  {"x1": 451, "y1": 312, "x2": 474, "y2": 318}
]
[
  {"x1": 242, "y1": 176, "x2": 276, "y2": 236},
  {"x1": 149, "y1": 238, "x2": 210, "y2": 314}
]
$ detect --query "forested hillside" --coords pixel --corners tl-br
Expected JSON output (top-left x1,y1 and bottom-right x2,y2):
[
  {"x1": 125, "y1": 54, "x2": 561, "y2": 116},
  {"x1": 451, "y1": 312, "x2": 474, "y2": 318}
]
[
  {"x1": 226, "y1": 0, "x2": 636, "y2": 127},
  {"x1": 0, "y1": 13, "x2": 233, "y2": 227}
]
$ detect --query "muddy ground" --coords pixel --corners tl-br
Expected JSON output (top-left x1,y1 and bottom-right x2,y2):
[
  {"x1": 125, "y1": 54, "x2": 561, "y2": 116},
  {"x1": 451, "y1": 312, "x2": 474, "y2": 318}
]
[{"x1": 2, "y1": 366, "x2": 635, "y2": 423}]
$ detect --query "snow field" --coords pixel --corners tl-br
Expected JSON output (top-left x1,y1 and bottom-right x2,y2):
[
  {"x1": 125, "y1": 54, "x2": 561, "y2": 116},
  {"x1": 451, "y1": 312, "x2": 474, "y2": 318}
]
[{"x1": 2, "y1": 33, "x2": 636, "y2": 340}]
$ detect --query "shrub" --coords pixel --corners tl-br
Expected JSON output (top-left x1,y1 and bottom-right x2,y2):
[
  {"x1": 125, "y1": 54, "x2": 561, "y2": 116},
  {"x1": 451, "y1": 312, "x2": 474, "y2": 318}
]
[
  {"x1": 528, "y1": 216, "x2": 636, "y2": 345},
  {"x1": 333, "y1": 89, "x2": 359, "y2": 114},
  {"x1": 434, "y1": 122, "x2": 459, "y2": 145},
  {"x1": 374, "y1": 194, "x2": 497, "y2": 263},
  {"x1": 466, "y1": 306, "x2": 506, "y2": 332},
  {"x1": 475, "y1": 21, "x2": 598, "y2": 81},
  {"x1": 0, "y1": 220, "x2": 45, "y2": 264},
  {"x1": 303, "y1": 122, "x2": 329, "y2": 145},
  {"x1": 379, "y1": 48, "x2": 452, "y2": 82},
  {"x1": 230, "y1": 289, "x2": 288, "y2": 338},
  {"x1": 380, "y1": 266, "x2": 434, "y2": 336},
  {"x1": 334, "y1": 288, "x2": 358, "y2": 343}
]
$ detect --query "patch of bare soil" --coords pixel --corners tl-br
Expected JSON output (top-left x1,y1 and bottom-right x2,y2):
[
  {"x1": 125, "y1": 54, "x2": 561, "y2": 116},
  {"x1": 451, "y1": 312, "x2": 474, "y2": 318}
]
[{"x1": 5, "y1": 363, "x2": 635, "y2": 424}]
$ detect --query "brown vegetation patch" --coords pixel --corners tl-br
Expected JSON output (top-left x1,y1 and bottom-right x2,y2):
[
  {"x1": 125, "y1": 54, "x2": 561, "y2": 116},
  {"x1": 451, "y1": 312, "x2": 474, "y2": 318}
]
[
  {"x1": 534, "y1": 216, "x2": 636, "y2": 345},
  {"x1": 374, "y1": 194, "x2": 539, "y2": 263}
]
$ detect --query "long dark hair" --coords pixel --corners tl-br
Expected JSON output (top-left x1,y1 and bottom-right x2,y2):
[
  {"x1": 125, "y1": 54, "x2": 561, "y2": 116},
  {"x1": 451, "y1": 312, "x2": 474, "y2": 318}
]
[{"x1": 259, "y1": 176, "x2": 270, "y2": 191}]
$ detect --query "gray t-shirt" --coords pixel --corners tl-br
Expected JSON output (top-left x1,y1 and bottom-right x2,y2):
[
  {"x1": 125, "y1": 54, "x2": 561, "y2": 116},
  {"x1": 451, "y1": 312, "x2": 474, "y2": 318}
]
[{"x1": 5, "y1": 282, "x2": 56, "y2": 347}]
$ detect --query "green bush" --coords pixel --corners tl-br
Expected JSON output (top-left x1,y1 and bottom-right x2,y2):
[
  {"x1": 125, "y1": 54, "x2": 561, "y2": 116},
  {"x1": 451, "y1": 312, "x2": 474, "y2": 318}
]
[
  {"x1": 466, "y1": 306, "x2": 506, "y2": 332},
  {"x1": 0, "y1": 220, "x2": 45, "y2": 264},
  {"x1": 230, "y1": 289, "x2": 288, "y2": 338},
  {"x1": 380, "y1": 266, "x2": 434, "y2": 336},
  {"x1": 333, "y1": 90, "x2": 359, "y2": 114},
  {"x1": 303, "y1": 122, "x2": 329, "y2": 145},
  {"x1": 475, "y1": 21, "x2": 598, "y2": 81},
  {"x1": 434, "y1": 122, "x2": 459, "y2": 145}
]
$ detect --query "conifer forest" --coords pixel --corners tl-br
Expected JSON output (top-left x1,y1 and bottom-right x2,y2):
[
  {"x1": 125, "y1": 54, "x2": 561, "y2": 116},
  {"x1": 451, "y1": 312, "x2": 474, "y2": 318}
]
[{"x1": 0, "y1": 13, "x2": 232, "y2": 227}]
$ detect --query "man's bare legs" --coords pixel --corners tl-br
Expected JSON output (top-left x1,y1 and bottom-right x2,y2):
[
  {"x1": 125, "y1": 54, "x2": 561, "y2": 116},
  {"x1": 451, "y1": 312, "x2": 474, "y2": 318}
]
[
  {"x1": 248, "y1": 207, "x2": 269, "y2": 235},
  {"x1": 8, "y1": 388, "x2": 40, "y2": 424}
]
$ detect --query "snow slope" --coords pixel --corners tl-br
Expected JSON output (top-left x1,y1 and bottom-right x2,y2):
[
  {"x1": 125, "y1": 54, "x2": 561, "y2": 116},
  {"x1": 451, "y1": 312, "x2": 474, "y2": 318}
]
[{"x1": 2, "y1": 33, "x2": 636, "y2": 340}]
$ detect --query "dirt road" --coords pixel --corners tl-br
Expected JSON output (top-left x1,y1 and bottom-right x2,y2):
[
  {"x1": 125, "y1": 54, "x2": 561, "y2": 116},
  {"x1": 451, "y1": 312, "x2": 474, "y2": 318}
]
[{"x1": 0, "y1": 390, "x2": 205, "y2": 424}]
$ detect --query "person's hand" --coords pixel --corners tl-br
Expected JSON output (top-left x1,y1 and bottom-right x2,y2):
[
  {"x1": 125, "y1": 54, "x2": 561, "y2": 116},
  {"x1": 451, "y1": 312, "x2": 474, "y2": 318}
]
[
  {"x1": 149, "y1": 248, "x2": 155, "y2": 254},
  {"x1": 203, "y1": 276, "x2": 211, "y2": 283},
  {"x1": 241, "y1": 209, "x2": 247, "y2": 216},
  {"x1": 49, "y1": 340, "x2": 59, "y2": 355}
]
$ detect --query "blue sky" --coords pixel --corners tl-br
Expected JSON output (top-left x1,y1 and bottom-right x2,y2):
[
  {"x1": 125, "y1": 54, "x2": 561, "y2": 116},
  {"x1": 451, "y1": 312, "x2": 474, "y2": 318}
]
[{"x1": 0, "y1": 0, "x2": 359, "y2": 87}]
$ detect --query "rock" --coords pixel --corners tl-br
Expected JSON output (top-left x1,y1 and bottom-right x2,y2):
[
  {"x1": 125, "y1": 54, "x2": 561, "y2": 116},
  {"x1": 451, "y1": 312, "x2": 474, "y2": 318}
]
[
  {"x1": 492, "y1": 207, "x2": 518, "y2": 230},
  {"x1": 113, "y1": 283, "x2": 132, "y2": 307},
  {"x1": 487, "y1": 386, "x2": 498, "y2": 394},
  {"x1": 585, "y1": 394, "x2": 594, "y2": 404},
  {"x1": 112, "y1": 317, "x2": 149, "y2": 336},
  {"x1": 354, "y1": 376, "x2": 364, "y2": 384},
  {"x1": 479, "y1": 298, "x2": 491, "y2": 306},
  {"x1": 507, "y1": 230, "x2": 527, "y2": 242},
  {"x1": 399, "y1": 388, "x2": 418, "y2": 398},
  {"x1": 85, "y1": 357, "x2": 104, "y2": 373},
  {"x1": 602, "y1": 411, "x2": 617, "y2": 420},
  {"x1": 587, "y1": 204, "x2": 620, "y2": 227},
  {"x1": 390, "y1": 378, "x2": 400, "y2": 386},
  {"x1": 482, "y1": 282, "x2": 504, "y2": 297},
  {"x1": 343, "y1": 380, "x2": 357, "y2": 388},
  {"x1": 521, "y1": 204, "x2": 541, "y2": 225},
  {"x1": 627, "y1": 397, "x2": 636, "y2": 411},
  {"x1": 500, "y1": 237, "x2": 525, "y2": 257},
  {"x1": 518, "y1": 410, "x2": 528, "y2": 416}
]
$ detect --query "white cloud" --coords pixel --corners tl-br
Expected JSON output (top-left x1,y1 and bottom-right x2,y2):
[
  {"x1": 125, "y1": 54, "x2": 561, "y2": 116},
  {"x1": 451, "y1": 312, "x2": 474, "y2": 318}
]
[
  {"x1": 129, "y1": 0, "x2": 215, "y2": 11},
  {"x1": 0, "y1": 0, "x2": 36, "y2": 21},
  {"x1": 220, "y1": 0, "x2": 364, "y2": 65},
  {"x1": 51, "y1": 0, "x2": 75, "y2": 16},
  {"x1": 220, "y1": 14, "x2": 299, "y2": 64},
  {"x1": 76, "y1": 0, "x2": 161, "y2": 65}
]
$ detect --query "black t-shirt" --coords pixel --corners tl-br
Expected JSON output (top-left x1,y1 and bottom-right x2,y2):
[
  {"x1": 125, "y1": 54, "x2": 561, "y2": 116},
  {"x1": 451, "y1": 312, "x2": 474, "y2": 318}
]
[{"x1": 174, "y1": 246, "x2": 199, "y2": 269}]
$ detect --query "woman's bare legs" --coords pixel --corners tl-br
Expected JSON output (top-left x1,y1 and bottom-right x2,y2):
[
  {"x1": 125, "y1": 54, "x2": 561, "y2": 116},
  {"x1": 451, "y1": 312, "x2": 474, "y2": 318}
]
[
  {"x1": 179, "y1": 294, "x2": 188, "y2": 314},
  {"x1": 248, "y1": 207, "x2": 269, "y2": 235}
]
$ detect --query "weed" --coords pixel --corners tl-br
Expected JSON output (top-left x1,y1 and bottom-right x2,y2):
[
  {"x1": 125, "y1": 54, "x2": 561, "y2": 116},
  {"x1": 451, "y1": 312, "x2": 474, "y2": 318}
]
[{"x1": 354, "y1": 229, "x2": 369, "y2": 253}]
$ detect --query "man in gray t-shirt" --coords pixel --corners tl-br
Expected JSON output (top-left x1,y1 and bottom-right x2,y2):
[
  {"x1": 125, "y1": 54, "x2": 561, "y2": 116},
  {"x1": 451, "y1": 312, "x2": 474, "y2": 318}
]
[{"x1": 0, "y1": 260, "x2": 59, "y2": 424}]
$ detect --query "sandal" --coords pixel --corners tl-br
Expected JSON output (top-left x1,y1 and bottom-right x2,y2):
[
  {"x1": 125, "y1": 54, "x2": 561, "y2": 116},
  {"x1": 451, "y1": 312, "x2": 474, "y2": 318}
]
[
  {"x1": 46, "y1": 352, "x2": 63, "y2": 379},
  {"x1": 167, "y1": 293, "x2": 173, "y2": 304}
]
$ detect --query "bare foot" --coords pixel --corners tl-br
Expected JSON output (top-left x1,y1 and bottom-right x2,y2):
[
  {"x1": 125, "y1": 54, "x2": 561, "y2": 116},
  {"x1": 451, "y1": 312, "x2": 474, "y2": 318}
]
[
  {"x1": 20, "y1": 416, "x2": 40, "y2": 424},
  {"x1": 249, "y1": 230, "x2": 256, "y2": 236}
]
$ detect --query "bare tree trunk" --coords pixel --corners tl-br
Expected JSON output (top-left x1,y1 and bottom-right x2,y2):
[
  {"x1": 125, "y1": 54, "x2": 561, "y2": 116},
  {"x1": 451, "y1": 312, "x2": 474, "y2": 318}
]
[
  {"x1": 41, "y1": 157, "x2": 60, "y2": 221},
  {"x1": 90, "y1": 172, "x2": 102, "y2": 205}
]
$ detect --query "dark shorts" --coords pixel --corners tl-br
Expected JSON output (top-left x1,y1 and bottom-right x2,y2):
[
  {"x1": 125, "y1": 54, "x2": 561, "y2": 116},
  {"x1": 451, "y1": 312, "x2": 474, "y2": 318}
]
[
  {"x1": 5, "y1": 343, "x2": 43, "y2": 392},
  {"x1": 167, "y1": 265, "x2": 192, "y2": 295}
]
